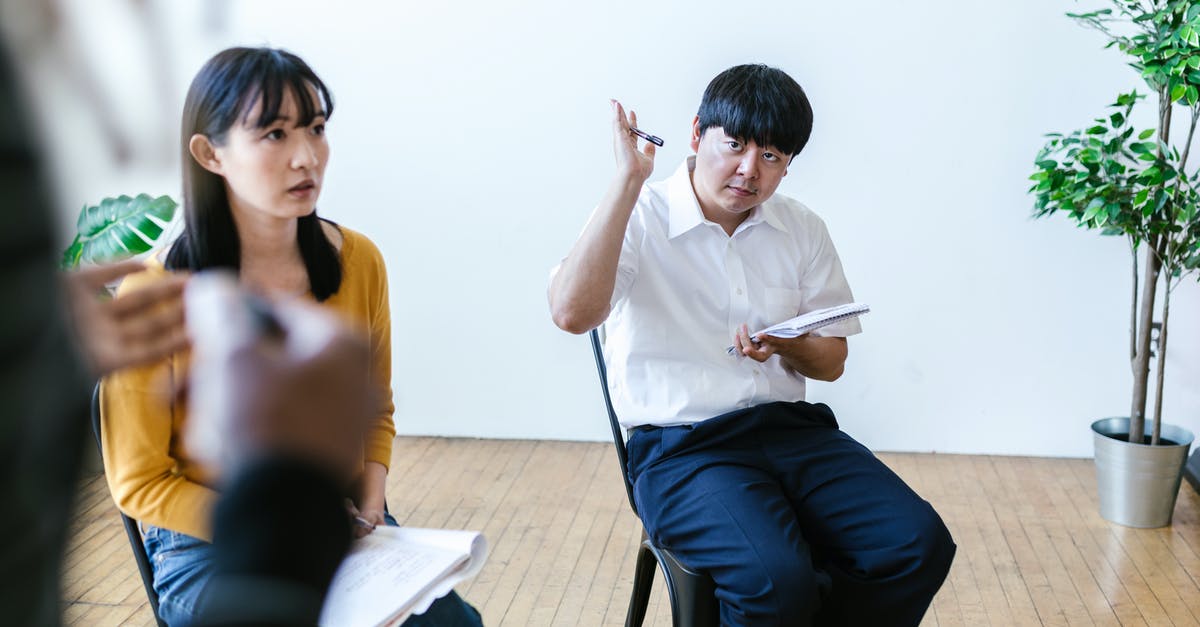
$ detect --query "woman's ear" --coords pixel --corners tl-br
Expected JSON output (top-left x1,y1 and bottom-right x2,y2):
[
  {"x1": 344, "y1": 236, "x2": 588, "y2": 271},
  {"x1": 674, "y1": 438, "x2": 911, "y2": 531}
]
[{"x1": 188, "y1": 134, "x2": 223, "y2": 175}]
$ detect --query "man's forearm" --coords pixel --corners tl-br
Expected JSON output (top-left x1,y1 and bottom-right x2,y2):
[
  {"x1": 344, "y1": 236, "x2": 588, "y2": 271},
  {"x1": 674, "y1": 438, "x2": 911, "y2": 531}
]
[
  {"x1": 775, "y1": 335, "x2": 848, "y2": 381},
  {"x1": 548, "y1": 173, "x2": 643, "y2": 334}
]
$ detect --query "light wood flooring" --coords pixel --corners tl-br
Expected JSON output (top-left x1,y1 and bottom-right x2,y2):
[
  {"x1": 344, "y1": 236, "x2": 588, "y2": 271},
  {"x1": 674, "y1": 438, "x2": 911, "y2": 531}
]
[{"x1": 63, "y1": 438, "x2": 1200, "y2": 626}]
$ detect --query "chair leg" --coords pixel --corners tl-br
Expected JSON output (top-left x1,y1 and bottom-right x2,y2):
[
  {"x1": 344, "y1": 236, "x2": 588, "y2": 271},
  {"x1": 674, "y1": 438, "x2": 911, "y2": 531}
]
[
  {"x1": 625, "y1": 541, "x2": 657, "y2": 627},
  {"x1": 655, "y1": 544, "x2": 719, "y2": 627}
]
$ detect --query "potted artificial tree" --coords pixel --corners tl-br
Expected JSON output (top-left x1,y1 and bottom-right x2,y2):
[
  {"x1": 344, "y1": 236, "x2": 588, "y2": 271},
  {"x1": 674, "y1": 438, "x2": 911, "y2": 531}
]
[{"x1": 1030, "y1": 0, "x2": 1200, "y2": 527}]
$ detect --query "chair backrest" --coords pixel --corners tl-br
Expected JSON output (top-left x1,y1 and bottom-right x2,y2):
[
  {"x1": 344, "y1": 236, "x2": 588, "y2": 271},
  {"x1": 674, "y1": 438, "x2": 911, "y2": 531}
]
[
  {"x1": 90, "y1": 383, "x2": 166, "y2": 626},
  {"x1": 589, "y1": 328, "x2": 638, "y2": 516}
]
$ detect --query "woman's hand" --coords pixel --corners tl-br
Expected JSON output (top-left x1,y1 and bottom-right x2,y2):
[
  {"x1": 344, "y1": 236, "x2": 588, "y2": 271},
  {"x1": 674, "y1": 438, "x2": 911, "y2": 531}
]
[
  {"x1": 345, "y1": 499, "x2": 385, "y2": 539},
  {"x1": 348, "y1": 461, "x2": 389, "y2": 538}
]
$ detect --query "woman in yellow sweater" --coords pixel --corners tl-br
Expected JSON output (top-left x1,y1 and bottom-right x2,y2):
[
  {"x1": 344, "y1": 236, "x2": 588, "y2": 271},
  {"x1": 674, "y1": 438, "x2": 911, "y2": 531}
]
[{"x1": 100, "y1": 47, "x2": 481, "y2": 626}]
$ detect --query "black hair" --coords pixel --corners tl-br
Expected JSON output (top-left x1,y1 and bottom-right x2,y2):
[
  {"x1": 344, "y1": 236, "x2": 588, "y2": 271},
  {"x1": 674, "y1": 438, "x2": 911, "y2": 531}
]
[
  {"x1": 166, "y1": 47, "x2": 342, "y2": 301},
  {"x1": 696, "y1": 64, "x2": 814, "y2": 158}
]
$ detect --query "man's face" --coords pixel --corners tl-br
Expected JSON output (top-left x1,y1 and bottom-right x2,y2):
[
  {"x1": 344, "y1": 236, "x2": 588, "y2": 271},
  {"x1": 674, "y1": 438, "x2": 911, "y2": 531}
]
[{"x1": 689, "y1": 117, "x2": 790, "y2": 232}]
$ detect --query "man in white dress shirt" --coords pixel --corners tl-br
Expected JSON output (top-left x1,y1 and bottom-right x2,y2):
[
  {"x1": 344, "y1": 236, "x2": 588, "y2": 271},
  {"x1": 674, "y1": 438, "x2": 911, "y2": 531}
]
[{"x1": 549, "y1": 64, "x2": 954, "y2": 626}]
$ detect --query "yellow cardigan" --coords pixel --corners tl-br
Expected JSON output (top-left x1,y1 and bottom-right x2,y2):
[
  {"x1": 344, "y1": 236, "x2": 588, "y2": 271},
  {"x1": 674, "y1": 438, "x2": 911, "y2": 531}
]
[{"x1": 100, "y1": 226, "x2": 395, "y2": 541}]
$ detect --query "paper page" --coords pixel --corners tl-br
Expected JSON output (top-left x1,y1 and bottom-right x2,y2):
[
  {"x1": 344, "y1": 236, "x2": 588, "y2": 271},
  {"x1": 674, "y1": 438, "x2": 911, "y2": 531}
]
[{"x1": 318, "y1": 527, "x2": 488, "y2": 627}]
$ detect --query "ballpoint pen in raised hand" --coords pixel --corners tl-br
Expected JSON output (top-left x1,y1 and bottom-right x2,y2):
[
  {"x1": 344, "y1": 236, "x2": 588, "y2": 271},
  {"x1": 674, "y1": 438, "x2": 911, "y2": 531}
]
[{"x1": 629, "y1": 126, "x2": 664, "y2": 146}]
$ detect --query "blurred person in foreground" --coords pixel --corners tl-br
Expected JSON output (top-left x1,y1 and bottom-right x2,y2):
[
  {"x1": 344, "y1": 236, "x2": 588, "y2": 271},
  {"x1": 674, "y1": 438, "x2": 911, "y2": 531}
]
[{"x1": 0, "y1": 37, "x2": 463, "y2": 627}]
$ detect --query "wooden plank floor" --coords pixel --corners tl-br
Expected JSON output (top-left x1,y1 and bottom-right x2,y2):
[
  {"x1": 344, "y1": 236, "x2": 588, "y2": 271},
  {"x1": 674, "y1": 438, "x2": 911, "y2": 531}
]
[{"x1": 63, "y1": 438, "x2": 1200, "y2": 626}]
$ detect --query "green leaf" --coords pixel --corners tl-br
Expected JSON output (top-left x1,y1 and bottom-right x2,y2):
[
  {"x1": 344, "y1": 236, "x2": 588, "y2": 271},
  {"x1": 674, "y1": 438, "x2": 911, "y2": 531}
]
[
  {"x1": 1171, "y1": 84, "x2": 1187, "y2": 102},
  {"x1": 1036, "y1": 159, "x2": 1058, "y2": 169},
  {"x1": 63, "y1": 194, "x2": 179, "y2": 268},
  {"x1": 1188, "y1": 85, "x2": 1198, "y2": 105},
  {"x1": 60, "y1": 237, "x2": 83, "y2": 270},
  {"x1": 1139, "y1": 128, "x2": 1155, "y2": 140},
  {"x1": 1189, "y1": 55, "x2": 1200, "y2": 69},
  {"x1": 1086, "y1": 124, "x2": 1108, "y2": 135}
]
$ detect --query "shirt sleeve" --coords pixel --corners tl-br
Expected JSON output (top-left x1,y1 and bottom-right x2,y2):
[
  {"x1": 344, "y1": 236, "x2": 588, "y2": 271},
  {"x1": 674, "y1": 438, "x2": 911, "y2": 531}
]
[
  {"x1": 353, "y1": 236, "x2": 396, "y2": 470},
  {"x1": 797, "y1": 217, "x2": 862, "y2": 338},
  {"x1": 100, "y1": 268, "x2": 219, "y2": 541}
]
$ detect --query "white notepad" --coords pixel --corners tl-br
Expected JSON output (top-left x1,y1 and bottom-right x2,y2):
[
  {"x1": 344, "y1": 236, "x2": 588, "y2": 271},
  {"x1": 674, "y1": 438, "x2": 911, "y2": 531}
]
[
  {"x1": 318, "y1": 526, "x2": 488, "y2": 627},
  {"x1": 727, "y1": 302, "x2": 870, "y2": 354}
]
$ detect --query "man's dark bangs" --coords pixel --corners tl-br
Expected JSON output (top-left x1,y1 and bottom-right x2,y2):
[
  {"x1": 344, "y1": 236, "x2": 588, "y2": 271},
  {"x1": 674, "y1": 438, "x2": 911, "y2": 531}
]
[
  {"x1": 705, "y1": 98, "x2": 804, "y2": 157},
  {"x1": 697, "y1": 64, "x2": 813, "y2": 156},
  {"x1": 238, "y1": 52, "x2": 334, "y2": 129}
]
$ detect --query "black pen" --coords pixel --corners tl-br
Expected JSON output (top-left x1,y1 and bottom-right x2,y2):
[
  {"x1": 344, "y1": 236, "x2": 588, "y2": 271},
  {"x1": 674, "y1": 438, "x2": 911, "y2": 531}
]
[{"x1": 629, "y1": 126, "x2": 664, "y2": 147}]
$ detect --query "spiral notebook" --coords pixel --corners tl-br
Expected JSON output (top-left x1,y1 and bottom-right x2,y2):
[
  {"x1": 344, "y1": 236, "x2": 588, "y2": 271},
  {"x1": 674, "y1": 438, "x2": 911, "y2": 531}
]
[{"x1": 726, "y1": 302, "x2": 869, "y2": 354}]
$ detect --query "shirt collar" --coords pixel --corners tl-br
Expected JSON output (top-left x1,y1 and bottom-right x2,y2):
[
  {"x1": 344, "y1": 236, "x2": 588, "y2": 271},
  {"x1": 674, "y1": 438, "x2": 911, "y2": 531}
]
[{"x1": 666, "y1": 156, "x2": 789, "y2": 239}]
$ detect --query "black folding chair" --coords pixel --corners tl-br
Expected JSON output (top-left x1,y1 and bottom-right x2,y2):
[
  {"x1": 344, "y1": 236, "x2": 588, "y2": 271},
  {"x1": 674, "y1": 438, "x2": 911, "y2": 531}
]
[
  {"x1": 589, "y1": 329, "x2": 720, "y2": 627},
  {"x1": 90, "y1": 382, "x2": 166, "y2": 626}
]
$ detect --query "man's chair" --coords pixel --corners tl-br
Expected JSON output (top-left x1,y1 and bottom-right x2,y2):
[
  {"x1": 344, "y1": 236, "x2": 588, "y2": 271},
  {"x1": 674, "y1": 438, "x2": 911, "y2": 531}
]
[
  {"x1": 589, "y1": 329, "x2": 720, "y2": 627},
  {"x1": 90, "y1": 383, "x2": 166, "y2": 627}
]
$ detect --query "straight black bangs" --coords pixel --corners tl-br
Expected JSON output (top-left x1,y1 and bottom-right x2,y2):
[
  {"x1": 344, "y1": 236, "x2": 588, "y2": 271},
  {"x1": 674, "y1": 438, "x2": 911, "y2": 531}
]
[{"x1": 238, "y1": 50, "x2": 333, "y2": 130}]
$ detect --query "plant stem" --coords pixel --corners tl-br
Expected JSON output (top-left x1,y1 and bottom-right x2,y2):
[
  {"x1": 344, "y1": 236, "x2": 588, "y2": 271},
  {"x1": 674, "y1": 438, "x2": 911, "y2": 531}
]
[
  {"x1": 1130, "y1": 240, "x2": 1160, "y2": 443},
  {"x1": 1151, "y1": 274, "x2": 1171, "y2": 445},
  {"x1": 1179, "y1": 107, "x2": 1199, "y2": 171},
  {"x1": 1129, "y1": 240, "x2": 1138, "y2": 361},
  {"x1": 1130, "y1": 86, "x2": 1173, "y2": 443}
]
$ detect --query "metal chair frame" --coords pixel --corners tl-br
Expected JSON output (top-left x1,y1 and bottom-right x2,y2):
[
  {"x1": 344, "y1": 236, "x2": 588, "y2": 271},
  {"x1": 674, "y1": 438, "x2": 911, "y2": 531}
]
[
  {"x1": 589, "y1": 329, "x2": 720, "y2": 627},
  {"x1": 90, "y1": 382, "x2": 166, "y2": 626}
]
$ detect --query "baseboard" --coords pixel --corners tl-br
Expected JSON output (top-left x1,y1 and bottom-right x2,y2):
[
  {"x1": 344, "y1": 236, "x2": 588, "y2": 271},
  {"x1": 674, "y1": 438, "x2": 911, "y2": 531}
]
[{"x1": 1186, "y1": 449, "x2": 1200, "y2": 493}]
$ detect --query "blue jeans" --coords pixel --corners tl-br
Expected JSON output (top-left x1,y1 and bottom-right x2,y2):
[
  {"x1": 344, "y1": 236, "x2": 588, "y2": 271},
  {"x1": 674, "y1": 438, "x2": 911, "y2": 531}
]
[{"x1": 142, "y1": 515, "x2": 482, "y2": 626}]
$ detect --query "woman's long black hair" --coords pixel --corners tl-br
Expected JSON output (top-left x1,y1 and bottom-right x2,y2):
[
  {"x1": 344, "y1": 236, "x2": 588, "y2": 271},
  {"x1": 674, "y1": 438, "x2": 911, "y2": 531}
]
[{"x1": 166, "y1": 47, "x2": 342, "y2": 301}]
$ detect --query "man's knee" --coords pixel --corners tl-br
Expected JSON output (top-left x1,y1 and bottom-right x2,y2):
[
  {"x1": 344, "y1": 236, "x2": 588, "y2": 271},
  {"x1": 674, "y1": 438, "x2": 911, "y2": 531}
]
[
  {"x1": 721, "y1": 553, "x2": 827, "y2": 626},
  {"x1": 895, "y1": 502, "x2": 956, "y2": 590}
]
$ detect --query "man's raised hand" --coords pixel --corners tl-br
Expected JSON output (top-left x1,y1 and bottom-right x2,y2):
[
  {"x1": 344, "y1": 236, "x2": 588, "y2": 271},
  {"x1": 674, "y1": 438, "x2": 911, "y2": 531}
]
[{"x1": 611, "y1": 99, "x2": 656, "y2": 183}]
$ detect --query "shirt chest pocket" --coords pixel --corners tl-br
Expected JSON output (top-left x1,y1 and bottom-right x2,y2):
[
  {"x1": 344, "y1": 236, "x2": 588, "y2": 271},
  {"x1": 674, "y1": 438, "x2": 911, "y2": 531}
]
[{"x1": 763, "y1": 287, "x2": 803, "y2": 324}]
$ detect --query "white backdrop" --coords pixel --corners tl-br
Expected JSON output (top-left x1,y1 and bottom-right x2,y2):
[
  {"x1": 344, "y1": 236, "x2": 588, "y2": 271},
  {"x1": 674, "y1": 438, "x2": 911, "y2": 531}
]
[{"x1": 53, "y1": 0, "x2": 1200, "y2": 457}]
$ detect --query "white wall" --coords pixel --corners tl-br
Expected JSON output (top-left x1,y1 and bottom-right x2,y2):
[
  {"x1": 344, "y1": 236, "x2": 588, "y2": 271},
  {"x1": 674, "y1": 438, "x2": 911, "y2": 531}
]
[{"x1": 69, "y1": 0, "x2": 1200, "y2": 456}]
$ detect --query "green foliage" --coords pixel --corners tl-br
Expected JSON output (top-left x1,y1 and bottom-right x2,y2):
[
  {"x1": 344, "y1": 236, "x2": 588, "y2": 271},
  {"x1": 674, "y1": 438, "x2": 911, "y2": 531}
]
[
  {"x1": 1029, "y1": 92, "x2": 1181, "y2": 241},
  {"x1": 1069, "y1": 1, "x2": 1200, "y2": 103},
  {"x1": 60, "y1": 194, "x2": 179, "y2": 269},
  {"x1": 1033, "y1": 1, "x2": 1200, "y2": 281}
]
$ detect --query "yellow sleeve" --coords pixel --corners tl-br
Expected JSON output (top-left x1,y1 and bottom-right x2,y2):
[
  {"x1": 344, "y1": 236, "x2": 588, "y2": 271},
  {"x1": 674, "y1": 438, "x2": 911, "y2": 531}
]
[
  {"x1": 99, "y1": 268, "x2": 218, "y2": 541},
  {"x1": 349, "y1": 232, "x2": 396, "y2": 469}
]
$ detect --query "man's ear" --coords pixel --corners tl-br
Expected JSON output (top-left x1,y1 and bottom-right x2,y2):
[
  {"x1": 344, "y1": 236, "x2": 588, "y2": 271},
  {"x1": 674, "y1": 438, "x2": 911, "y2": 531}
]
[
  {"x1": 689, "y1": 116, "x2": 702, "y2": 153},
  {"x1": 188, "y1": 134, "x2": 223, "y2": 175}
]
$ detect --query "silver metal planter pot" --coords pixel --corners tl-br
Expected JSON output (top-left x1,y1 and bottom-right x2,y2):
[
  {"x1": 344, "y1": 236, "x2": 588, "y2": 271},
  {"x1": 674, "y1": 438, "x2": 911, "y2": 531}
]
[{"x1": 1092, "y1": 417, "x2": 1195, "y2": 528}]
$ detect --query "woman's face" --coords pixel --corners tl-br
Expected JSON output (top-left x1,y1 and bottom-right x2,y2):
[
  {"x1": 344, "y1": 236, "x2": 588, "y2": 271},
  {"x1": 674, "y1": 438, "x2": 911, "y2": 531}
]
[{"x1": 210, "y1": 85, "x2": 329, "y2": 222}]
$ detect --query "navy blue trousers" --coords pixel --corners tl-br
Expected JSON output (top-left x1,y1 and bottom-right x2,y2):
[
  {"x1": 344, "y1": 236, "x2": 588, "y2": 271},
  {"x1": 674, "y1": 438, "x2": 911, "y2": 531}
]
[{"x1": 626, "y1": 401, "x2": 955, "y2": 627}]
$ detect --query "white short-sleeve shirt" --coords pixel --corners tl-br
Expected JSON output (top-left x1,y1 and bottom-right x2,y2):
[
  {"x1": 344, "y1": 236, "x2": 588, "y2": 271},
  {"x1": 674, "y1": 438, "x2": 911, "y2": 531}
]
[{"x1": 603, "y1": 157, "x2": 861, "y2": 428}]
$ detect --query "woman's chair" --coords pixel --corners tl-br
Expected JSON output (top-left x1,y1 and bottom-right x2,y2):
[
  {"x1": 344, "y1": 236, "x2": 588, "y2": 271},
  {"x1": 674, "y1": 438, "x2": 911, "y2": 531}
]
[
  {"x1": 589, "y1": 329, "x2": 720, "y2": 627},
  {"x1": 89, "y1": 383, "x2": 166, "y2": 626}
]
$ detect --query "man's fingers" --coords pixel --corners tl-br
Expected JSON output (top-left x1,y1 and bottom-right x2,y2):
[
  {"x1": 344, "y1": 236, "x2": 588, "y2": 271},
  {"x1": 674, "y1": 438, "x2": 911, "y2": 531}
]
[
  {"x1": 108, "y1": 275, "x2": 187, "y2": 318},
  {"x1": 612, "y1": 100, "x2": 628, "y2": 131},
  {"x1": 70, "y1": 260, "x2": 147, "y2": 290}
]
